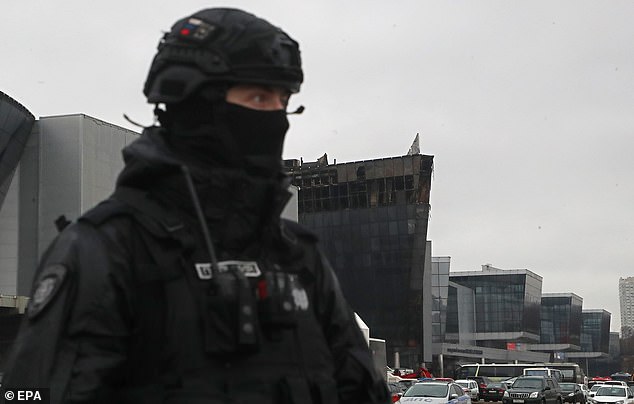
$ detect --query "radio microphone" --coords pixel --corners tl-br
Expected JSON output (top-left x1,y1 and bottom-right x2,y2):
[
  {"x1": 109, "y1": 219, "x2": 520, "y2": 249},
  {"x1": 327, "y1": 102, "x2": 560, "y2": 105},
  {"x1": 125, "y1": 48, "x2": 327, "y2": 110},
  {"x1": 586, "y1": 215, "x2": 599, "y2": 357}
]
[{"x1": 287, "y1": 105, "x2": 305, "y2": 115}]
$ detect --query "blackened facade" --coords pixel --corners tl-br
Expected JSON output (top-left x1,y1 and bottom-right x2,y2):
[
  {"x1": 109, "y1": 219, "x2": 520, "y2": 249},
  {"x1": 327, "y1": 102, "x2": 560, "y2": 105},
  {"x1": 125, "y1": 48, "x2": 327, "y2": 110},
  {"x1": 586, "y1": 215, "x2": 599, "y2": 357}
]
[{"x1": 286, "y1": 154, "x2": 434, "y2": 368}]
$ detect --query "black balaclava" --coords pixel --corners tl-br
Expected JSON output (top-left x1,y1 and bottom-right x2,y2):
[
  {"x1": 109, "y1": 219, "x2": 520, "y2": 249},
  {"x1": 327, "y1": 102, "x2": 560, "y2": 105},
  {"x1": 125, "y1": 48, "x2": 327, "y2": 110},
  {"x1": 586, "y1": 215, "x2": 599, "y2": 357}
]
[{"x1": 157, "y1": 89, "x2": 289, "y2": 175}]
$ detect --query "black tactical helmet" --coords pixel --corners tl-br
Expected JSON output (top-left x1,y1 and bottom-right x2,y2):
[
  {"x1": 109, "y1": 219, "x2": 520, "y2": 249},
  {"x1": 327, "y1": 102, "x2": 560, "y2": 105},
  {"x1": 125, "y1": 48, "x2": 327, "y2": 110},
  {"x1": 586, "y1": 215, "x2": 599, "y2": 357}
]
[{"x1": 144, "y1": 8, "x2": 303, "y2": 104}]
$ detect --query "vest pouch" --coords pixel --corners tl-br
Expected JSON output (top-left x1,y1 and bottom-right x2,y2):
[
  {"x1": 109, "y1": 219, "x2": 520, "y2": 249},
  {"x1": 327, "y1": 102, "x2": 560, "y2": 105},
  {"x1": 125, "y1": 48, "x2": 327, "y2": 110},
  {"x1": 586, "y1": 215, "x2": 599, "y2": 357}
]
[{"x1": 203, "y1": 269, "x2": 259, "y2": 356}]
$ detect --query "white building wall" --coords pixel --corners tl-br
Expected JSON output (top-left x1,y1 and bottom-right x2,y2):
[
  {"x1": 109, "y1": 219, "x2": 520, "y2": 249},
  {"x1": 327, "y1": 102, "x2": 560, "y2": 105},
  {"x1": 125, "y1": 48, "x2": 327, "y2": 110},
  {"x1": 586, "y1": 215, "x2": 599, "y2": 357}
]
[
  {"x1": 80, "y1": 115, "x2": 138, "y2": 211},
  {"x1": 0, "y1": 167, "x2": 20, "y2": 294},
  {"x1": 38, "y1": 116, "x2": 83, "y2": 257},
  {"x1": 14, "y1": 115, "x2": 138, "y2": 294},
  {"x1": 36, "y1": 115, "x2": 138, "y2": 258}
]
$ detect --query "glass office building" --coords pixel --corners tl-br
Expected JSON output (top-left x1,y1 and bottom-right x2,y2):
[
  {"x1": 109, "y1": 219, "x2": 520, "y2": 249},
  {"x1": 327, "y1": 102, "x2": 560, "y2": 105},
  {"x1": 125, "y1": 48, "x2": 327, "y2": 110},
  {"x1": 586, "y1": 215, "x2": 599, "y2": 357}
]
[
  {"x1": 286, "y1": 154, "x2": 434, "y2": 368},
  {"x1": 449, "y1": 265, "x2": 542, "y2": 349},
  {"x1": 540, "y1": 293, "x2": 582, "y2": 346},
  {"x1": 431, "y1": 257, "x2": 450, "y2": 343},
  {"x1": 580, "y1": 309, "x2": 611, "y2": 353}
]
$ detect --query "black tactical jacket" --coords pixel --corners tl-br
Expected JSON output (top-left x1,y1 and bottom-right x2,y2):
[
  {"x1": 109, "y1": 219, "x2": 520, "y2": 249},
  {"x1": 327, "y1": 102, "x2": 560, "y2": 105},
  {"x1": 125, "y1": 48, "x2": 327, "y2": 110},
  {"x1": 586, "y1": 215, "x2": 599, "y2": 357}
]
[{"x1": 3, "y1": 128, "x2": 389, "y2": 404}]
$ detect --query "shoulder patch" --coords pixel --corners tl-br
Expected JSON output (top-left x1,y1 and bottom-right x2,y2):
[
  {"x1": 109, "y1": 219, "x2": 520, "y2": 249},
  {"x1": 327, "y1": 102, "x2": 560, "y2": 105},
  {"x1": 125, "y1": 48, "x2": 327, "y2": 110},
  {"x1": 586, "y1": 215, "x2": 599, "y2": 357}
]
[{"x1": 28, "y1": 264, "x2": 68, "y2": 320}]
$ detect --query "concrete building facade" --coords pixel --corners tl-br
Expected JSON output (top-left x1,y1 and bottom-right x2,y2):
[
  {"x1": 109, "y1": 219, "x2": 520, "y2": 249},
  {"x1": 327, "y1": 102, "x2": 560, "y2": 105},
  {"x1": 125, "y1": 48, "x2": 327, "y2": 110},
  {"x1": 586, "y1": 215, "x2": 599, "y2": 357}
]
[
  {"x1": 620, "y1": 277, "x2": 634, "y2": 338},
  {"x1": 0, "y1": 114, "x2": 138, "y2": 296}
]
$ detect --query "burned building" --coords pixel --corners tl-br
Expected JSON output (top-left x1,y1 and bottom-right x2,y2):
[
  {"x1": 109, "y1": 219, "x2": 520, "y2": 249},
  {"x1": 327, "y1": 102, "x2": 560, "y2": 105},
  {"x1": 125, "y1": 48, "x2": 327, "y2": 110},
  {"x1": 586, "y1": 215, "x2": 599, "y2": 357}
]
[{"x1": 285, "y1": 153, "x2": 434, "y2": 368}]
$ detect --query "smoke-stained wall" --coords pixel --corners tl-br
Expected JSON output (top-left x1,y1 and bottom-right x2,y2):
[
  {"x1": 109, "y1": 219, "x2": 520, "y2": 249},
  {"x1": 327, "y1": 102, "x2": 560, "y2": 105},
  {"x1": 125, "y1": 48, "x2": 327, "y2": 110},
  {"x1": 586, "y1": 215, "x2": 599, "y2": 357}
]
[{"x1": 287, "y1": 154, "x2": 434, "y2": 368}]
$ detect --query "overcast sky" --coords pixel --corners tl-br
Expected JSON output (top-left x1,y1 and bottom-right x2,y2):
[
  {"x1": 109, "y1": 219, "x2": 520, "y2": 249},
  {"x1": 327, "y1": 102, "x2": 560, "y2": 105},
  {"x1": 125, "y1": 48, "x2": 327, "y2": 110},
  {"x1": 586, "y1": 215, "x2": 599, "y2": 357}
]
[{"x1": 3, "y1": 1, "x2": 633, "y2": 332}]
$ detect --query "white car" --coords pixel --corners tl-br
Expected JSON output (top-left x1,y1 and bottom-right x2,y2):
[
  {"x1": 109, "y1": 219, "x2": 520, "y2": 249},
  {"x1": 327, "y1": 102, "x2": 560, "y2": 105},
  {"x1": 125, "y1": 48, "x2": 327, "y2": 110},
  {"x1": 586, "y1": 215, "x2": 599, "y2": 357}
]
[
  {"x1": 589, "y1": 384, "x2": 605, "y2": 398},
  {"x1": 456, "y1": 379, "x2": 480, "y2": 401},
  {"x1": 602, "y1": 381, "x2": 629, "y2": 387},
  {"x1": 588, "y1": 385, "x2": 634, "y2": 404},
  {"x1": 399, "y1": 381, "x2": 472, "y2": 404}
]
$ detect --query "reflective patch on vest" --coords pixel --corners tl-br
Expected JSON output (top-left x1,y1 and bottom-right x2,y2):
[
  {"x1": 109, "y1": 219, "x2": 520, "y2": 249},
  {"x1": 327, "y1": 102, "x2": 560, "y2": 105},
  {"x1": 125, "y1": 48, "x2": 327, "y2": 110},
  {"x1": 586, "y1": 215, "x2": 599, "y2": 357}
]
[
  {"x1": 195, "y1": 263, "x2": 213, "y2": 280},
  {"x1": 194, "y1": 261, "x2": 262, "y2": 280},
  {"x1": 28, "y1": 264, "x2": 68, "y2": 320},
  {"x1": 218, "y1": 261, "x2": 261, "y2": 277}
]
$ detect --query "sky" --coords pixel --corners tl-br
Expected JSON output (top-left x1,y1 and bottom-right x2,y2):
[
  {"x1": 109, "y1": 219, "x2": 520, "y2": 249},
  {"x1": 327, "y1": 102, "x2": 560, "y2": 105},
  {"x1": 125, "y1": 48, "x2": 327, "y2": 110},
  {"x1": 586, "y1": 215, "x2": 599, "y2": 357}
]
[{"x1": 2, "y1": 1, "x2": 633, "y2": 332}]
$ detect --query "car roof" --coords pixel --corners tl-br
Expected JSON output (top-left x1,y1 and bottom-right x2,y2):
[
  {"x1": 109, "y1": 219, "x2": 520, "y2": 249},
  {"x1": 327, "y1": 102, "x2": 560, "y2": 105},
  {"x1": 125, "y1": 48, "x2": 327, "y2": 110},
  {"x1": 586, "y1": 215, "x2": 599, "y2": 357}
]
[{"x1": 416, "y1": 382, "x2": 453, "y2": 386}]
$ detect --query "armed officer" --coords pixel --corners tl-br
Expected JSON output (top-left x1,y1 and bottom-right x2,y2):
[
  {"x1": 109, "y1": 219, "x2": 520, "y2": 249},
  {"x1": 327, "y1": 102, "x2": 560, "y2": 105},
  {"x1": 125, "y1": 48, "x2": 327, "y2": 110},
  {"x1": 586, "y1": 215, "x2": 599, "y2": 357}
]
[{"x1": 3, "y1": 7, "x2": 389, "y2": 404}]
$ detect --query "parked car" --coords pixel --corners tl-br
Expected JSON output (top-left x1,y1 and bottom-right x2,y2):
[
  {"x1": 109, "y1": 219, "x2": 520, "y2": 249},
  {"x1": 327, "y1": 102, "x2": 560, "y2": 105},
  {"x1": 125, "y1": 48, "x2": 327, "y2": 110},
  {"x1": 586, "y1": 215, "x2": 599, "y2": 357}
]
[
  {"x1": 589, "y1": 379, "x2": 610, "y2": 389},
  {"x1": 482, "y1": 382, "x2": 507, "y2": 402},
  {"x1": 397, "y1": 379, "x2": 420, "y2": 393},
  {"x1": 588, "y1": 385, "x2": 634, "y2": 404},
  {"x1": 601, "y1": 381, "x2": 629, "y2": 387},
  {"x1": 588, "y1": 384, "x2": 605, "y2": 398},
  {"x1": 399, "y1": 381, "x2": 472, "y2": 404},
  {"x1": 502, "y1": 376, "x2": 562, "y2": 404},
  {"x1": 468, "y1": 376, "x2": 494, "y2": 396},
  {"x1": 456, "y1": 379, "x2": 480, "y2": 401},
  {"x1": 560, "y1": 382, "x2": 585, "y2": 404}
]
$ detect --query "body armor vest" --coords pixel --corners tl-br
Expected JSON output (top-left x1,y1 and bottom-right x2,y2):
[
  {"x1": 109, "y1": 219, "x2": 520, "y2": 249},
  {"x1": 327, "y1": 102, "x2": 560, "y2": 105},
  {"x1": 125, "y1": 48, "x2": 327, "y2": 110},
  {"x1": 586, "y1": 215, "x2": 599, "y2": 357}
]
[{"x1": 80, "y1": 187, "x2": 339, "y2": 404}]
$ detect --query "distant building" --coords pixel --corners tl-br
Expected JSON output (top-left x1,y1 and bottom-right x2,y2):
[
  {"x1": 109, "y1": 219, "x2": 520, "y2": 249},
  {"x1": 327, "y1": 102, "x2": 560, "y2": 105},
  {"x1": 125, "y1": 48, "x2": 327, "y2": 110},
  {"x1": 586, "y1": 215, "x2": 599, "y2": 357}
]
[
  {"x1": 286, "y1": 153, "x2": 434, "y2": 369},
  {"x1": 432, "y1": 260, "x2": 548, "y2": 376},
  {"x1": 539, "y1": 293, "x2": 583, "y2": 347},
  {"x1": 431, "y1": 256, "x2": 451, "y2": 343},
  {"x1": 431, "y1": 256, "x2": 477, "y2": 346},
  {"x1": 619, "y1": 277, "x2": 634, "y2": 338},
  {"x1": 449, "y1": 264, "x2": 542, "y2": 349},
  {"x1": 580, "y1": 309, "x2": 611, "y2": 354}
]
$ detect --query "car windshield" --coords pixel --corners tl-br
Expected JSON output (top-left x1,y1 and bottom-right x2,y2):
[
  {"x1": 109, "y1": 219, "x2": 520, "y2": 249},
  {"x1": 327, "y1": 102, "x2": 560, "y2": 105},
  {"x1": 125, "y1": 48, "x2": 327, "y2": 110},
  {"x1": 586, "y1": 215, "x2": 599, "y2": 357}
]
[
  {"x1": 456, "y1": 382, "x2": 469, "y2": 388},
  {"x1": 590, "y1": 385, "x2": 603, "y2": 392},
  {"x1": 513, "y1": 379, "x2": 543, "y2": 389},
  {"x1": 488, "y1": 383, "x2": 504, "y2": 389},
  {"x1": 560, "y1": 383, "x2": 576, "y2": 392},
  {"x1": 404, "y1": 384, "x2": 449, "y2": 398},
  {"x1": 595, "y1": 387, "x2": 626, "y2": 397}
]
